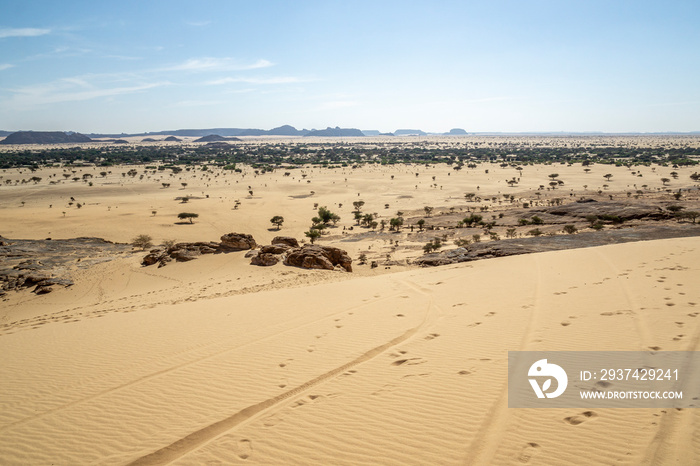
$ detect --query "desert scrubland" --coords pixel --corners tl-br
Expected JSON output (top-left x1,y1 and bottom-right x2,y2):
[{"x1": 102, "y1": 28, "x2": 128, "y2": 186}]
[{"x1": 1, "y1": 135, "x2": 700, "y2": 464}]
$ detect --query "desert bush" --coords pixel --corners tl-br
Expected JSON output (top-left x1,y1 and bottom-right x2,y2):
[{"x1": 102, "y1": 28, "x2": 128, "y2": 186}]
[{"x1": 132, "y1": 234, "x2": 153, "y2": 250}]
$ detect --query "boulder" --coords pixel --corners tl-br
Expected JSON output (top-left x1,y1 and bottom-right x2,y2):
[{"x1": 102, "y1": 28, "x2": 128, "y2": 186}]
[
  {"x1": 251, "y1": 253, "x2": 281, "y2": 266},
  {"x1": 244, "y1": 249, "x2": 259, "y2": 258},
  {"x1": 142, "y1": 250, "x2": 165, "y2": 266},
  {"x1": 284, "y1": 245, "x2": 352, "y2": 272},
  {"x1": 34, "y1": 285, "x2": 53, "y2": 294},
  {"x1": 260, "y1": 244, "x2": 290, "y2": 255},
  {"x1": 220, "y1": 233, "x2": 257, "y2": 250},
  {"x1": 170, "y1": 248, "x2": 200, "y2": 262},
  {"x1": 271, "y1": 236, "x2": 299, "y2": 248}
]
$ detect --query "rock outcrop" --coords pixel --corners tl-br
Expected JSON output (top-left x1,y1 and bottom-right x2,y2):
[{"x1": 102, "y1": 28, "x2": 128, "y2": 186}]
[
  {"x1": 284, "y1": 245, "x2": 353, "y2": 272},
  {"x1": 271, "y1": 236, "x2": 299, "y2": 248},
  {"x1": 1, "y1": 236, "x2": 130, "y2": 295},
  {"x1": 414, "y1": 225, "x2": 700, "y2": 267},
  {"x1": 142, "y1": 235, "x2": 257, "y2": 267},
  {"x1": 220, "y1": 233, "x2": 257, "y2": 251}
]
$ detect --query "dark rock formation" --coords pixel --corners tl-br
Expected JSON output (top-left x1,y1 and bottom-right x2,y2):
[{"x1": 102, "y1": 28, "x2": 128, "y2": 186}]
[
  {"x1": 164, "y1": 136, "x2": 181, "y2": 142},
  {"x1": 284, "y1": 245, "x2": 353, "y2": 272}
]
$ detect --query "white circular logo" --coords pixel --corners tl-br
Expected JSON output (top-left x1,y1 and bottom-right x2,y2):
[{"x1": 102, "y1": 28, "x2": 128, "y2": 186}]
[{"x1": 528, "y1": 359, "x2": 568, "y2": 399}]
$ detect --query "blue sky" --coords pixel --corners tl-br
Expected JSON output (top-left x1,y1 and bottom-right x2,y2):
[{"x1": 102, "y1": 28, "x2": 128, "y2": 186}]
[{"x1": 1, "y1": 0, "x2": 699, "y2": 133}]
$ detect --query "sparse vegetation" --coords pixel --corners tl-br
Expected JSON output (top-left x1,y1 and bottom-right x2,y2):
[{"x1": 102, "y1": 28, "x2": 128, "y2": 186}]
[{"x1": 131, "y1": 234, "x2": 153, "y2": 250}]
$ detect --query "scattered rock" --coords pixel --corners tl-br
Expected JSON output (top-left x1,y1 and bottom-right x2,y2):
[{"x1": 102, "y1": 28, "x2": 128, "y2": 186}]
[{"x1": 142, "y1": 234, "x2": 258, "y2": 267}]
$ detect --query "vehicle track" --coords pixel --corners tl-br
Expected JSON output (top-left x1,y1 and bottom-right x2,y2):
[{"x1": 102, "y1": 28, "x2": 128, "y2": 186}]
[{"x1": 128, "y1": 282, "x2": 435, "y2": 465}]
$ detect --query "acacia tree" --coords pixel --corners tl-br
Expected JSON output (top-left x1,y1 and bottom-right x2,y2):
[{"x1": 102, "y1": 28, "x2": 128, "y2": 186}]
[
  {"x1": 270, "y1": 215, "x2": 284, "y2": 230},
  {"x1": 305, "y1": 229, "x2": 321, "y2": 244},
  {"x1": 177, "y1": 212, "x2": 199, "y2": 224}
]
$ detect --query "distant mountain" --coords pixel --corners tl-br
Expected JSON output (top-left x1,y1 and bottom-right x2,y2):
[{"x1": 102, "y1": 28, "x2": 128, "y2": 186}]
[
  {"x1": 164, "y1": 136, "x2": 182, "y2": 142},
  {"x1": 445, "y1": 128, "x2": 467, "y2": 135},
  {"x1": 362, "y1": 130, "x2": 396, "y2": 136},
  {"x1": 394, "y1": 129, "x2": 426, "y2": 136},
  {"x1": 0, "y1": 131, "x2": 93, "y2": 145},
  {"x1": 141, "y1": 138, "x2": 158, "y2": 142},
  {"x1": 304, "y1": 127, "x2": 364, "y2": 137},
  {"x1": 193, "y1": 134, "x2": 242, "y2": 143}
]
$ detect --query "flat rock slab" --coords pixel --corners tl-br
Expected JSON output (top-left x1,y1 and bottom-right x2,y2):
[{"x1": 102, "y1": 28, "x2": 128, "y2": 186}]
[
  {"x1": 414, "y1": 225, "x2": 700, "y2": 266},
  {"x1": 0, "y1": 236, "x2": 132, "y2": 294}
]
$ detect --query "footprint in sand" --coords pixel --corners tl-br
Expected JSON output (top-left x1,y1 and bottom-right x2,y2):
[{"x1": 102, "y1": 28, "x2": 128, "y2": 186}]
[
  {"x1": 236, "y1": 439, "x2": 253, "y2": 460},
  {"x1": 673, "y1": 335, "x2": 685, "y2": 341},
  {"x1": 262, "y1": 415, "x2": 283, "y2": 428},
  {"x1": 391, "y1": 357, "x2": 426, "y2": 366},
  {"x1": 485, "y1": 311, "x2": 496, "y2": 317},
  {"x1": 372, "y1": 384, "x2": 397, "y2": 396},
  {"x1": 560, "y1": 322, "x2": 571, "y2": 327},
  {"x1": 279, "y1": 359, "x2": 293, "y2": 368},
  {"x1": 424, "y1": 333, "x2": 440, "y2": 340},
  {"x1": 278, "y1": 378, "x2": 288, "y2": 388},
  {"x1": 564, "y1": 411, "x2": 597, "y2": 425},
  {"x1": 307, "y1": 345, "x2": 315, "y2": 352},
  {"x1": 518, "y1": 443, "x2": 541, "y2": 463}
]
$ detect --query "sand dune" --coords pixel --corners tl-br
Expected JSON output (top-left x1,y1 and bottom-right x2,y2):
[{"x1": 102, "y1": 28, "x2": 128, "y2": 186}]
[
  {"x1": 1, "y1": 237, "x2": 698, "y2": 464},
  {"x1": 1, "y1": 139, "x2": 700, "y2": 464}
]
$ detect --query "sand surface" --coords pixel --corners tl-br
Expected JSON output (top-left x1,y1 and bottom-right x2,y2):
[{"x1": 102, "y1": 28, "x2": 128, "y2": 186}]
[{"x1": 1, "y1": 138, "x2": 700, "y2": 464}]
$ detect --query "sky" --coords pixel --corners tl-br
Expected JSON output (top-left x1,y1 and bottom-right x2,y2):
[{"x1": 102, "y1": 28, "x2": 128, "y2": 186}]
[{"x1": 0, "y1": 0, "x2": 699, "y2": 133}]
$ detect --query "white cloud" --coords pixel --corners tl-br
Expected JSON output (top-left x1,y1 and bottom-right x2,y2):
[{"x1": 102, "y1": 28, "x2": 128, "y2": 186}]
[
  {"x1": 8, "y1": 80, "x2": 170, "y2": 106},
  {"x1": 207, "y1": 76, "x2": 306, "y2": 85},
  {"x1": 0, "y1": 64, "x2": 14, "y2": 71},
  {"x1": 166, "y1": 58, "x2": 273, "y2": 72},
  {"x1": 0, "y1": 28, "x2": 51, "y2": 38}
]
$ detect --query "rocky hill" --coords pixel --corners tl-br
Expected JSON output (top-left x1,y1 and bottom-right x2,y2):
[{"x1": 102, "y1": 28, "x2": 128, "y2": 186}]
[
  {"x1": 0, "y1": 131, "x2": 93, "y2": 145},
  {"x1": 304, "y1": 127, "x2": 364, "y2": 137},
  {"x1": 193, "y1": 134, "x2": 242, "y2": 143}
]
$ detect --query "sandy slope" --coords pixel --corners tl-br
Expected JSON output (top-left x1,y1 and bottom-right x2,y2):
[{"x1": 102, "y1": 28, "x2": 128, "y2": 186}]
[{"x1": 1, "y1": 237, "x2": 699, "y2": 465}]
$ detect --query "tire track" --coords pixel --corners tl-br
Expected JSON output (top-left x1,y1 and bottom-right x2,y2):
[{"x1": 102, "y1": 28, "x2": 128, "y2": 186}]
[
  {"x1": 0, "y1": 290, "x2": 409, "y2": 433},
  {"x1": 462, "y1": 254, "x2": 543, "y2": 465},
  {"x1": 128, "y1": 294, "x2": 433, "y2": 465}
]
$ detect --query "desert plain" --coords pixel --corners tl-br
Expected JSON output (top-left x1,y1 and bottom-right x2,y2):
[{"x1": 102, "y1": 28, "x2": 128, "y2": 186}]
[{"x1": 1, "y1": 135, "x2": 700, "y2": 465}]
